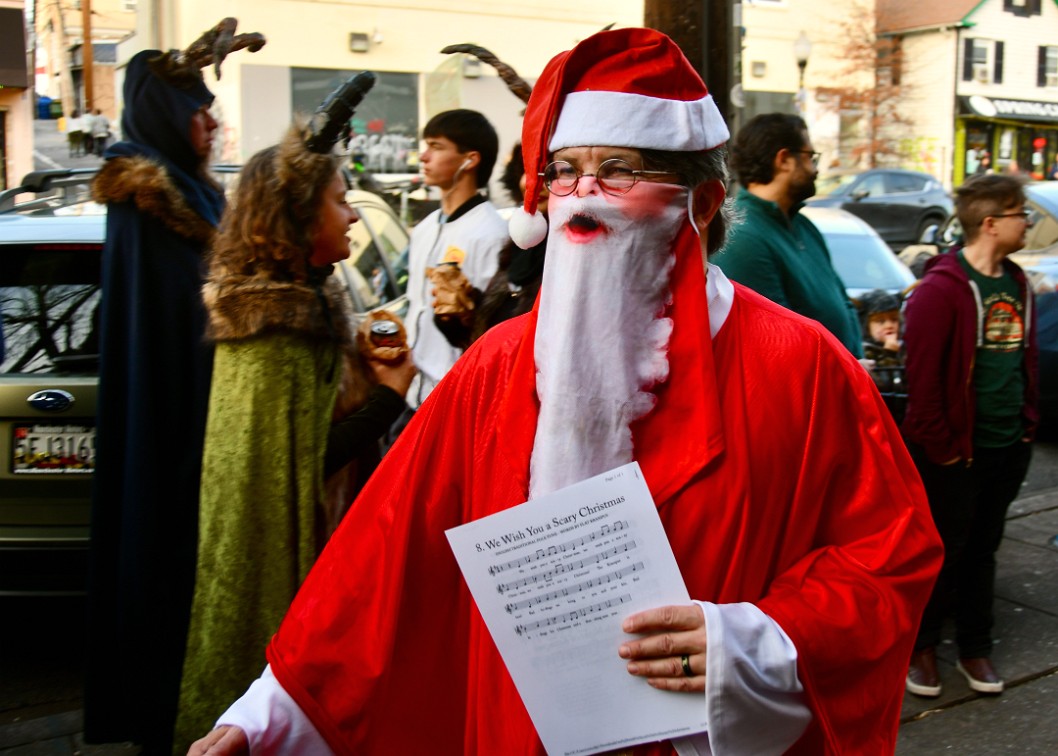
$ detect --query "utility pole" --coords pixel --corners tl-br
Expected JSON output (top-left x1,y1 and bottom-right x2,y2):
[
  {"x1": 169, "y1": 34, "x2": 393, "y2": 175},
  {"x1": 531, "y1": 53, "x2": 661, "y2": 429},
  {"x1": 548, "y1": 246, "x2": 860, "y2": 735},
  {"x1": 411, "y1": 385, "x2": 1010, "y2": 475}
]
[
  {"x1": 643, "y1": 0, "x2": 738, "y2": 134},
  {"x1": 81, "y1": 0, "x2": 93, "y2": 112}
]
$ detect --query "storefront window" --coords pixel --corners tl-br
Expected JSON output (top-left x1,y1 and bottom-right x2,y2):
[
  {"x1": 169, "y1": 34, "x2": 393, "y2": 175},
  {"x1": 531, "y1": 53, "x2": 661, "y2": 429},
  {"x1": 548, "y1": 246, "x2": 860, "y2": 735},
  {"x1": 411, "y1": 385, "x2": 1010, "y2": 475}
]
[
  {"x1": 965, "y1": 123, "x2": 993, "y2": 175},
  {"x1": 998, "y1": 128, "x2": 1016, "y2": 167},
  {"x1": 291, "y1": 68, "x2": 419, "y2": 175}
]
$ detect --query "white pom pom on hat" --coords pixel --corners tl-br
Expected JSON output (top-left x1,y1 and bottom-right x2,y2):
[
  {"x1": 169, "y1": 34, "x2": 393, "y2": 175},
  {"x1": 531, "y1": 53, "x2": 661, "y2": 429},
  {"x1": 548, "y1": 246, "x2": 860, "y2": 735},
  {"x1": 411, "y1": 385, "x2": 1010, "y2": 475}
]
[
  {"x1": 512, "y1": 27, "x2": 730, "y2": 250},
  {"x1": 509, "y1": 207, "x2": 549, "y2": 249}
]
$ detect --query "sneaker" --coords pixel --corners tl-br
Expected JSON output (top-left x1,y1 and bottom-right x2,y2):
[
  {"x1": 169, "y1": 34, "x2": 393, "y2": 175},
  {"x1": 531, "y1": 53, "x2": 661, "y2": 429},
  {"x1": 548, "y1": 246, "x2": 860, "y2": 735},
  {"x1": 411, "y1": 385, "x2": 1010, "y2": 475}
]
[
  {"x1": 907, "y1": 647, "x2": 942, "y2": 697},
  {"x1": 956, "y1": 657, "x2": 1004, "y2": 694}
]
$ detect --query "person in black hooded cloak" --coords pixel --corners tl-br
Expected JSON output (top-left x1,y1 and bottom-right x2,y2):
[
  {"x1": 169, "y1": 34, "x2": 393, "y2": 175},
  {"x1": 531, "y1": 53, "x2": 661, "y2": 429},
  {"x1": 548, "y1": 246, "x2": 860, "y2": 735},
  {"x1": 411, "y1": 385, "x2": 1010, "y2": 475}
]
[{"x1": 83, "y1": 22, "x2": 264, "y2": 754}]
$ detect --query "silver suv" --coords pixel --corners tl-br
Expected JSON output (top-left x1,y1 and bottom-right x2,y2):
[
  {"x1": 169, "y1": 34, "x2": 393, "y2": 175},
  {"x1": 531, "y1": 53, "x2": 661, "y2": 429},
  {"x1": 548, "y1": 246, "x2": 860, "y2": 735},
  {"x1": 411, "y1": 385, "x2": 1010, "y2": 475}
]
[{"x1": 0, "y1": 168, "x2": 410, "y2": 596}]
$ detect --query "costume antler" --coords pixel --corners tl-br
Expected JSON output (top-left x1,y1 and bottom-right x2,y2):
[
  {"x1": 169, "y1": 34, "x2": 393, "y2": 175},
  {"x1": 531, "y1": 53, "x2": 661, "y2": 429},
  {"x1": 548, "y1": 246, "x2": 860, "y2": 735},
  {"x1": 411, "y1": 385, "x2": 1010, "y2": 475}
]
[
  {"x1": 177, "y1": 17, "x2": 266, "y2": 80},
  {"x1": 440, "y1": 44, "x2": 532, "y2": 104}
]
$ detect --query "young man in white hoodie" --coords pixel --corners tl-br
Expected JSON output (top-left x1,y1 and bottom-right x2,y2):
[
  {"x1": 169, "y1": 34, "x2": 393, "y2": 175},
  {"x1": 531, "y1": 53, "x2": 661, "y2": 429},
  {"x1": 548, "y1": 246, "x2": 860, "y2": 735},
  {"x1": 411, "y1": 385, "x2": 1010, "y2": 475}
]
[{"x1": 403, "y1": 109, "x2": 508, "y2": 408}]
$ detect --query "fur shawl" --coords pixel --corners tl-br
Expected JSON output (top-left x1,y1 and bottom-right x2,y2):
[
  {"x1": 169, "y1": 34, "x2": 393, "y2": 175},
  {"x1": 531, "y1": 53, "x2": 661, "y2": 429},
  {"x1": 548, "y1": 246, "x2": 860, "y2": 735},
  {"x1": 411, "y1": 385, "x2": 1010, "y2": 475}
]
[
  {"x1": 202, "y1": 272, "x2": 371, "y2": 413},
  {"x1": 201, "y1": 273, "x2": 354, "y2": 347},
  {"x1": 92, "y1": 155, "x2": 216, "y2": 243}
]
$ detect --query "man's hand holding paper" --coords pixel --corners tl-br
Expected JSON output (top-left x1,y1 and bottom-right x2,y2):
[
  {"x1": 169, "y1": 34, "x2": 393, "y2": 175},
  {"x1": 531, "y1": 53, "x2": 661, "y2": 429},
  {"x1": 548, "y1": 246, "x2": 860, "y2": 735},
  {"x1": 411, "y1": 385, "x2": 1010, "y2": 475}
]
[{"x1": 620, "y1": 604, "x2": 706, "y2": 692}]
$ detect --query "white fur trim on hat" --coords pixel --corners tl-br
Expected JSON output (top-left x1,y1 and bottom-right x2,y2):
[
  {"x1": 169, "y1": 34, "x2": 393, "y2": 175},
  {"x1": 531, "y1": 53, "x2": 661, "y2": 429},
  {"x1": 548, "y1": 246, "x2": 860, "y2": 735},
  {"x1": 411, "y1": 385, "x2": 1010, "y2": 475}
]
[
  {"x1": 509, "y1": 207, "x2": 548, "y2": 249},
  {"x1": 549, "y1": 91, "x2": 729, "y2": 153}
]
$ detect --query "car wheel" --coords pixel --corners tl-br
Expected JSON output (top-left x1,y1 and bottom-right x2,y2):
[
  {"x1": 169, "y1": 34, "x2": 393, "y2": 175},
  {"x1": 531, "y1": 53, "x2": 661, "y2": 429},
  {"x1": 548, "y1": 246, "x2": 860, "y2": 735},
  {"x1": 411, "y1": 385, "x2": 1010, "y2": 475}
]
[{"x1": 915, "y1": 215, "x2": 945, "y2": 244}]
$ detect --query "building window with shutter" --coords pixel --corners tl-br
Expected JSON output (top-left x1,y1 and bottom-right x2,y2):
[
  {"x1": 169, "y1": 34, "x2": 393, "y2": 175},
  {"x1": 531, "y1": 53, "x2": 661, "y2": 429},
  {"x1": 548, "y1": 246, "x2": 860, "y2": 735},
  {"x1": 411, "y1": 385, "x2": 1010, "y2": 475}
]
[
  {"x1": 964, "y1": 39, "x2": 993, "y2": 84},
  {"x1": 1040, "y1": 46, "x2": 1058, "y2": 88},
  {"x1": 1004, "y1": 0, "x2": 1042, "y2": 16},
  {"x1": 962, "y1": 38, "x2": 1005, "y2": 84}
]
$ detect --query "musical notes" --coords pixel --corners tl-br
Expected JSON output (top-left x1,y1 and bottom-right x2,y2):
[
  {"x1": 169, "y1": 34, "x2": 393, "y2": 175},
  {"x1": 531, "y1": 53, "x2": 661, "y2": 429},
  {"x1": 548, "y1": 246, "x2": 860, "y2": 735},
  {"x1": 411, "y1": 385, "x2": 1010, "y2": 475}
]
[
  {"x1": 495, "y1": 541, "x2": 638, "y2": 594},
  {"x1": 505, "y1": 562, "x2": 644, "y2": 613},
  {"x1": 514, "y1": 595, "x2": 633, "y2": 636},
  {"x1": 488, "y1": 520, "x2": 630, "y2": 575}
]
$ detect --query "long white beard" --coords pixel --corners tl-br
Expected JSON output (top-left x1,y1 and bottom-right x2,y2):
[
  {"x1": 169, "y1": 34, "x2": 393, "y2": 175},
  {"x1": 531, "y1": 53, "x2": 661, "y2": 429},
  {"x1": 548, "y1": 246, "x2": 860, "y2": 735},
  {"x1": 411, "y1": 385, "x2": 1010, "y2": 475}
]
[{"x1": 529, "y1": 187, "x2": 689, "y2": 499}]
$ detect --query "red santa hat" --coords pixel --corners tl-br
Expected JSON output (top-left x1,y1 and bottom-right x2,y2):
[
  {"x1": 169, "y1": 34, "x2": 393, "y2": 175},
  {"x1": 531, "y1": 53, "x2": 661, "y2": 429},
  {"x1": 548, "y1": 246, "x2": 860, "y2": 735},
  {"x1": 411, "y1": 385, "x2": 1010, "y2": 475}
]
[{"x1": 509, "y1": 27, "x2": 730, "y2": 249}]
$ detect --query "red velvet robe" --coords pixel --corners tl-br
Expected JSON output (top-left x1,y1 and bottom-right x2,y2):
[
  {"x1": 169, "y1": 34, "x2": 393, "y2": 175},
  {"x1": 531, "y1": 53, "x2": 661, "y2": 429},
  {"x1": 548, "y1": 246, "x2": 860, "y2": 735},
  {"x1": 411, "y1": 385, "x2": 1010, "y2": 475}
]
[{"x1": 267, "y1": 274, "x2": 942, "y2": 755}]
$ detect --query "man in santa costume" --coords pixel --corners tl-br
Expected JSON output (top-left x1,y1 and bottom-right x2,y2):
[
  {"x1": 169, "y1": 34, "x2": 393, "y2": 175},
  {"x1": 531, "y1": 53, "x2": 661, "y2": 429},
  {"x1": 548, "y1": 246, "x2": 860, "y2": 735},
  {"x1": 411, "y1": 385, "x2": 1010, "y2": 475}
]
[{"x1": 189, "y1": 28, "x2": 941, "y2": 756}]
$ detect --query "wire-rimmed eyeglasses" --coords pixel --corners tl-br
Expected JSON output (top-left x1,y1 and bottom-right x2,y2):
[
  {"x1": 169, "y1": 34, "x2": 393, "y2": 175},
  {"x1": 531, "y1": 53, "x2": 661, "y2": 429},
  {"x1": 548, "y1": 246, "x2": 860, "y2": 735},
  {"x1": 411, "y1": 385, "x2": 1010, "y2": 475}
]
[
  {"x1": 797, "y1": 150, "x2": 822, "y2": 167},
  {"x1": 540, "y1": 159, "x2": 678, "y2": 197}
]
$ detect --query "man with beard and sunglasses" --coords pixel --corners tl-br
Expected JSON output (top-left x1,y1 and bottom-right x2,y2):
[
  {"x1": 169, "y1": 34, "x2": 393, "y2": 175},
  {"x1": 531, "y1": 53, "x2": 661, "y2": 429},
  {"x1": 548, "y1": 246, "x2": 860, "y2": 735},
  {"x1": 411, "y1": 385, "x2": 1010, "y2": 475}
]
[
  {"x1": 714, "y1": 113, "x2": 864, "y2": 359},
  {"x1": 189, "y1": 29, "x2": 940, "y2": 756}
]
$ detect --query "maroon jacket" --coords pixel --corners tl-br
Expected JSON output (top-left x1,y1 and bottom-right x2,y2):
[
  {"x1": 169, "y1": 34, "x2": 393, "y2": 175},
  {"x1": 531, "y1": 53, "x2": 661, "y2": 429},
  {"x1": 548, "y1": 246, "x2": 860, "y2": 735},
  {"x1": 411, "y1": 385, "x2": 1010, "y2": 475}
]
[{"x1": 901, "y1": 250, "x2": 1039, "y2": 465}]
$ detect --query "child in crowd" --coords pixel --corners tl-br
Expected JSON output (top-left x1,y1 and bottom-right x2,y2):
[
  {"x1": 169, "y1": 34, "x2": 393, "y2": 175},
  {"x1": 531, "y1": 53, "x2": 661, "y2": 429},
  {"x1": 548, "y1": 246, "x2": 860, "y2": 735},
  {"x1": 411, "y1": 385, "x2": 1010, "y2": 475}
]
[{"x1": 859, "y1": 288, "x2": 907, "y2": 421}]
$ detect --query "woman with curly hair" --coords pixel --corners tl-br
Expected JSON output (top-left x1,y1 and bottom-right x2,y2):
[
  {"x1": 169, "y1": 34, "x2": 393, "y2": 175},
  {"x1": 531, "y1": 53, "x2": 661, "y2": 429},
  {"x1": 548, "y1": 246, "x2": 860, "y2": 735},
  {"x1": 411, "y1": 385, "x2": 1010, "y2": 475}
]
[{"x1": 173, "y1": 125, "x2": 415, "y2": 750}]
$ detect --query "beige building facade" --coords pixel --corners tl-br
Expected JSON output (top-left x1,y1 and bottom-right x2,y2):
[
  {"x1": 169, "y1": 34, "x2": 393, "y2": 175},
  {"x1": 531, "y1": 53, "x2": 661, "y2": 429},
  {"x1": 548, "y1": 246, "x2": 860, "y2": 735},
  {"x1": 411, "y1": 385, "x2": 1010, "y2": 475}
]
[
  {"x1": 1, "y1": 0, "x2": 33, "y2": 190},
  {"x1": 118, "y1": 0, "x2": 643, "y2": 196},
  {"x1": 35, "y1": 0, "x2": 138, "y2": 121},
  {"x1": 880, "y1": 0, "x2": 1058, "y2": 187},
  {"x1": 739, "y1": 0, "x2": 874, "y2": 173}
]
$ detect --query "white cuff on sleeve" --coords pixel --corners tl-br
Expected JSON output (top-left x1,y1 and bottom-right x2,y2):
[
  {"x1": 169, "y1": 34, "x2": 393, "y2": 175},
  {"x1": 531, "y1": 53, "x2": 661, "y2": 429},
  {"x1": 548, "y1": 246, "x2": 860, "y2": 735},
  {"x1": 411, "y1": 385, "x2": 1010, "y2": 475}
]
[
  {"x1": 697, "y1": 601, "x2": 812, "y2": 756},
  {"x1": 215, "y1": 664, "x2": 332, "y2": 754}
]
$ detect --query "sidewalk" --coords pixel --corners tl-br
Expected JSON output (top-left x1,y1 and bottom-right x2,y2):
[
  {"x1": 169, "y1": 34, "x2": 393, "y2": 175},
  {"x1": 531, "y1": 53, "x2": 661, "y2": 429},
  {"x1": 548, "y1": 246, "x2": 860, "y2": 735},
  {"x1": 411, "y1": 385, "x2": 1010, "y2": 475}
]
[
  {"x1": 897, "y1": 485, "x2": 1058, "y2": 753},
  {"x1": 30, "y1": 118, "x2": 107, "y2": 174},
  {"x1": 4, "y1": 483, "x2": 1056, "y2": 754}
]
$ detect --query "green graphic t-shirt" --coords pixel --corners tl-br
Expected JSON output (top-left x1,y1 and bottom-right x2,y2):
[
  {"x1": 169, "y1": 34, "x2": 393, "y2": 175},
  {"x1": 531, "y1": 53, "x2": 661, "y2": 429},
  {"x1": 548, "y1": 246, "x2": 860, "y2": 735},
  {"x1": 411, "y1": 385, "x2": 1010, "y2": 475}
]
[{"x1": 958, "y1": 252, "x2": 1025, "y2": 447}]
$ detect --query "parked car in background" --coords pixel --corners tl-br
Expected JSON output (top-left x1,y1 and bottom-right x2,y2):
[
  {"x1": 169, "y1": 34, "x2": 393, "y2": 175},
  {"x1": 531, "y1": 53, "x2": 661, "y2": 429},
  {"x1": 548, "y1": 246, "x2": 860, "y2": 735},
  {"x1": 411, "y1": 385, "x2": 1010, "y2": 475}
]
[
  {"x1": 801, "y1": 206, "x2": 917, "y2": 301},
  {"x1": 0, "y1": 168, "x2": 410, "y2": 596},
  {"x1": 1037, "y1": 292, "x2": 1058, "y2": 431},
  {"x1": 806, "y1": 168, "x2": 954, "y2": 251}
]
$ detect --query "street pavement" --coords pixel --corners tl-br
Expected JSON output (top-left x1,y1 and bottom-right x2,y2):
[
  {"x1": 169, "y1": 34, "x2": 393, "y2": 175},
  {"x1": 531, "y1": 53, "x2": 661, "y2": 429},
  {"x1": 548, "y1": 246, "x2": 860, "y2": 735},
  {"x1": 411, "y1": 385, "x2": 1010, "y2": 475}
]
[
  {"x1": 5, "y1": 120, "x2": 1058, "y2": 754},
  {"x1": 28, "y1": 117, "x2": 108, "y2": 174}
]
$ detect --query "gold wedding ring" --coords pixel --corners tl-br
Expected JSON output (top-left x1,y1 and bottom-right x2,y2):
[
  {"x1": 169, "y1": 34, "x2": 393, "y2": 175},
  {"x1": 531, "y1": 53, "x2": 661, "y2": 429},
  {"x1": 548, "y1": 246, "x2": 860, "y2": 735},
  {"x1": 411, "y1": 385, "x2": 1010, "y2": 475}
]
[{"x1": 681, "y1": 653, "x2": 693, "y2": 677}]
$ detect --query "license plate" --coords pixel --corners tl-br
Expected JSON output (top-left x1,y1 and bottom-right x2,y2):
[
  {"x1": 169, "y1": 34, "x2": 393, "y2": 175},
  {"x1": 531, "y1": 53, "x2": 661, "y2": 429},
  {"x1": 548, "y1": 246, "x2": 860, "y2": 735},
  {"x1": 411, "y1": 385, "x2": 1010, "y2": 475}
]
[{"x1": 12, "y1": 423, "x2": 95, "y2": 474}]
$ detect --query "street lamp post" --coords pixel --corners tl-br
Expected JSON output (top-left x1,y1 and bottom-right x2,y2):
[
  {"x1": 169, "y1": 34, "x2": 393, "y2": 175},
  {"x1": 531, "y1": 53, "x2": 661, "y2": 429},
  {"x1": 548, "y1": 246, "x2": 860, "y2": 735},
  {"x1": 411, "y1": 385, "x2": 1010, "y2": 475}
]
[{"x1": 793, "y1": 31, "x2": 812, "y2": 116}]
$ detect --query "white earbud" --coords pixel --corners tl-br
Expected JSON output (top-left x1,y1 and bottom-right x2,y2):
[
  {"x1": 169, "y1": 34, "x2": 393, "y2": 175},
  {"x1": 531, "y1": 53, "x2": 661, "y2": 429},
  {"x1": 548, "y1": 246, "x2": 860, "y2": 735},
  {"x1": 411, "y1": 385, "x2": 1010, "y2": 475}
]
[{"x1": 460, "y1": 158, "x2": 473, "y2": 171}]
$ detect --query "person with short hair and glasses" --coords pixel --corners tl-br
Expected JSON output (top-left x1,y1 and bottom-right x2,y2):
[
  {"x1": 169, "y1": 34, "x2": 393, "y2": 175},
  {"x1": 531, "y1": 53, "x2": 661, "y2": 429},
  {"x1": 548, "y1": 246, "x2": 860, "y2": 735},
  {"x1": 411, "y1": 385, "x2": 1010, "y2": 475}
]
[
  {"x1": 713, "y1": 113, "x2": 864, "y2": 358},
  {"x1": 903, "y1": 173, "x2": 1039, "y2": 699}
]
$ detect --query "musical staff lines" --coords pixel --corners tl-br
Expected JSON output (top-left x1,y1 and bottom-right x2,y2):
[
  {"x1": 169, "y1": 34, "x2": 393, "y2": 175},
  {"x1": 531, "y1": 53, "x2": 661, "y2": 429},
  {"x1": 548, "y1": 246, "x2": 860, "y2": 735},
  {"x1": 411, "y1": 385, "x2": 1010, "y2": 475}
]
[
  {"x1": 504, "y1": 562, "x2": 644, "y2": 613},
  {"x1": 496, "y1": 540, "x2": 638, "y2": 594},
  {"x1": 514, "y1": 594, "x2": 633, "y2": 636},
  {"x1": 488, "y1": 520, "x2": 629, "y2": 576}
]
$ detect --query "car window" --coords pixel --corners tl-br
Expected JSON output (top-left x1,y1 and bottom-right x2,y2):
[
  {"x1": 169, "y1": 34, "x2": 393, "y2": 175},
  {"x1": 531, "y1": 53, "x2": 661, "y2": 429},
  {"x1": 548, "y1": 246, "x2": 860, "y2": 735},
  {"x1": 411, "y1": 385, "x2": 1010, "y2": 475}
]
[
  {"x1": 854, "y1": 174, "x2": 887, "y2": 198},
  {"x1": 1, "y1": 243, "x2": 102, "y2": 375},
  {"x1": 341, "y1": 198, "x2": 412, "y2": 314},
  {"x1": 815, "y1": 173, "x2": 858, "y2": 198},
  {"x1": 342, "y1": 220, "x2": 391, "y2": 313},
  {"x1": 355, "y1": 203, "x2": 409, "y2": 296},
  {"x1": 1025, "y1": 199, "x2": 1058, "y2": 251},
  {"x1": 826, "y1": 233, "x2": 916, "y2": 291},
  {"x1": 886, "y1": 173, "x2": 927, "y2": 194}
]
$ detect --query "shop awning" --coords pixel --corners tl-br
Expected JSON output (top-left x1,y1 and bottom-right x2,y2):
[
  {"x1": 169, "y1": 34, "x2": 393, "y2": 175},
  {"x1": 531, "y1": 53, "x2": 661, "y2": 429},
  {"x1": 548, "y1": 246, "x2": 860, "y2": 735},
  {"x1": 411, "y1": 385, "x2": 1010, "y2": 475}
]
[{"x1": 959, "y1": 95, "x2": 1058, "y2": 124}]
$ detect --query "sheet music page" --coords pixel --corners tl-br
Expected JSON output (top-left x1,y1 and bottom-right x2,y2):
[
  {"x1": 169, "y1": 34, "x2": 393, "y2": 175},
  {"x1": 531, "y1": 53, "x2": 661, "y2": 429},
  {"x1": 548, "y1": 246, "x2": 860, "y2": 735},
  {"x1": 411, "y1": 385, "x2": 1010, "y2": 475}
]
[{"x1": 445, "y1": 462, "x2": 707, "y2": 756}]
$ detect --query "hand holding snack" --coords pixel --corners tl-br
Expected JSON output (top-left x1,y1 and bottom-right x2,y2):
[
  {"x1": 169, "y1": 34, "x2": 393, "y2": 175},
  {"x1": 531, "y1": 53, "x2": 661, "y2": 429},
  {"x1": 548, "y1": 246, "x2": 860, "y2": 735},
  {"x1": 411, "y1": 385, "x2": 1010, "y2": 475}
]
[
  {"x1": 427, "y1": 263, "x2": 476, "y2": 327},
  {"x1": 357, "y1": 311, "x2": 409, "y2": 365}
]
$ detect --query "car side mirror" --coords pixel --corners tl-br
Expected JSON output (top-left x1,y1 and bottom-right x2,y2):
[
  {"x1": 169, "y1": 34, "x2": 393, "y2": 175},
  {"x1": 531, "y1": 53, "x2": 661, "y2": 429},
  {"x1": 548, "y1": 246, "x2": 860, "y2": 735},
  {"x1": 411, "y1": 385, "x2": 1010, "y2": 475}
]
[{"x1": 851, "y1": 189, "x2": 870, "y2": 201}]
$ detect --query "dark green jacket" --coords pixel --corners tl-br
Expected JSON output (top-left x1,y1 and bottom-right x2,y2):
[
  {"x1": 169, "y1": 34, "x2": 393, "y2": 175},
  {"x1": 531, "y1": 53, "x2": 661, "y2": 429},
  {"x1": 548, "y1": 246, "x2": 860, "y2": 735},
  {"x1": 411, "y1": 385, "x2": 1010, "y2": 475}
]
[{"x1": 714, "y1": 189, "x2": 863, "y2": 357}]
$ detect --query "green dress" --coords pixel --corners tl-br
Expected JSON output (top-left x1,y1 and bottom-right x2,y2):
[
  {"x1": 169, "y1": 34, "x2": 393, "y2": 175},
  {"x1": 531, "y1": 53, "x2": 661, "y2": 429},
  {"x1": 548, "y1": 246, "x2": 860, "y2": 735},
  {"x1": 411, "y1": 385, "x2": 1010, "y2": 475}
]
[{"x1": 174, "y1": 276, "x2": 346, "y2": 751}]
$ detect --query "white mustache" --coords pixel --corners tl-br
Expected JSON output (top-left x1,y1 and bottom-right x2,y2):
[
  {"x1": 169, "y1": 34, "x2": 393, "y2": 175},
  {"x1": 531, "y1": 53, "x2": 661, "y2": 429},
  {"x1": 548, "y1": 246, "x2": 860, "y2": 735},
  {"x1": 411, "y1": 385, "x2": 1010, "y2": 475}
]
[{"x1": 548, "y1": 193, "x2": 616, "y2": 232}]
